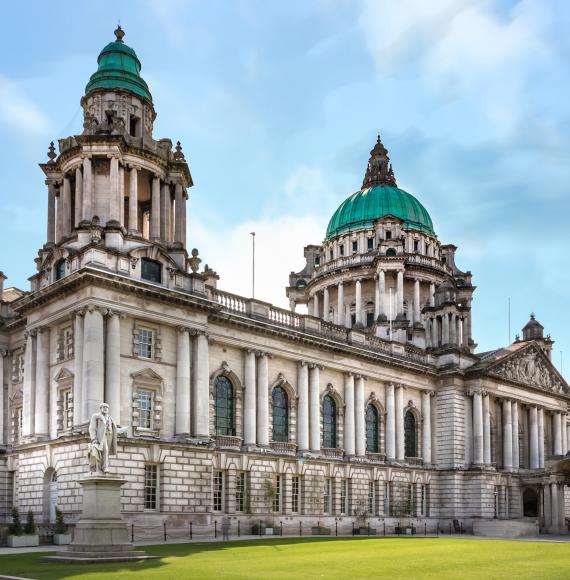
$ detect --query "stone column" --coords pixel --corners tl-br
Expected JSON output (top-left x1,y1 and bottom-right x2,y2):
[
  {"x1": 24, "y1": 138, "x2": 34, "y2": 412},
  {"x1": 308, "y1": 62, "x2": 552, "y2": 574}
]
[
  {"x1": 192, "y1": 332, "x2": 210, "y2": 437},
  {"x1": 472, "y1": 391, "x2": 484, "y2": 465},
  {"x1": 337, "y1": 282, "x2": 344, "y2": 326},
  {"x1": 483, "y1": 393, "x2": 491, "y2": 465},
  {"x1": 243, "y1": 350, "x2": 256, "y2": 446},
  {"x1": 56, "y1": 188, "x2": 63, "y2": 243},
  {"x1": 431, "y1": 317, "x2": 438, "y2": 347},
  {"x1": 74, "y1": 166, "x2": 83, "y2": 228},
  {"x1": 395, "y1": 384, "x2": 405, "y2": 461},
  {"x1": 0, "y1": 350, "x2": 4, "y2": 445},
  {"x1": 374, "y1": 275, "x2": 380, "y2": 320},
  {"x1": 256, "y1": 353, "x2": 269, "y2": 446},
  {"x1": 550, "y1": 483, "x2": 559, "y2": 532},
  {"x1": 396, "y1": 271, "x2": 404, "y2": 317},
  {"x1": 314, "y1": 292, "x2": 320, "y2": 319},
  {"x1": 425, "y1": 319, "x2": 432, "y2": 348},
  {"x1": 119, "y1": 165, "x2": 125, "y2": 227},
  {"x1": 449, "y1": 313, "x2": 457, "y2": 345},
  {"x1": 128, "y1": 166, "x2": 138, "y2": 233},
  {"x1": 563, "y1": 415, "x2": 569, "y2": 456},
  {"x1": 73, "y1": 310, "x2": 84, "y2": 425},
  {"x1": 385, "y1": 383, "x2": 395, "y2": 461},
  {"x1": 529, "y1": 406, "x2": 539, "y2": 469},
  {"x1": 175, "y1": 327, "x2": 191, "y2": 436},
  {"x1": 323, "y1": 287, "x2": 330, "y2": 322},
  {"x1": 62, "y1": 176, "x2": 71, "y2": 236},
  {"x1": 538, "y1": 408, "x2": 545, "y2": 468},
  {"x1": 355, "y1": 279, "x2": 363, "y2": 326},
  {"x1": 109, "y1": 156, "x2": 119, "y2": 222},
  {"x1": 181, "y1": 190, "x2": 187, "y2": 245},
  {"x1": 150, "y1": 176, "x2": 161, "y2": 240},
  {"x1": 379, "y1": 270, "x2": 386, "y2": 319},
  {"x1": 442, "y1": 313, "x2": 450, "y2": 345},
  {"x1": 105, "y1": 311, "x2": 121, "y2": 424},
  {"x1": 421, "y1": 390, "x2": 432, "y2": 465},
  {"x1": 297, "y1": 362, "x2": 309, "y2": 451},
  {"x1": 47, "y1": 181, "x2": 57, "y2": 244},
  {"x1": 553, "y1": 412, "x2": 563, "y2": 456},
  {"x1": 462, "y1": 318, "x2": 469, "y2": 348},
  {"x1": 309, "y1": 364, "x2": 321, "y2": 452},
  {"x1": 22, "y1": 330, "x2": 36, "y2": 437},
  {"x1": 161, "y1": 183, "x2": 170, "y2": 242},
  {"x1": 34, "y1": 327, "x2": 50, "y2": 438},
  {"x1": 413, "y1": 279, "x2": 420, "y2": 325},
  {"x1": 308, "y1": 298, "x2": 314, "y2": 317},
  {"x1": 355, "y1": 375, "x2": 365, "y2": 457},
  {"x1": 175, "y1": 183, "x2": 184, "y2": 244},
  {"x1": 82, "y1": 157, "x2": 93, "y2": 222},
  {"x1": 82, "y1": 307, "x2": 105, "y2": 419},
  {"x1": 512, "y1": 401, "x2": 519, "y2": 470},
  {"x1": 344, "y1": 373, "x2": 355, "y2": 456},
  {"x1": 502, "y1": 399, "x2": 513, "y2": 471},
  {"x1": 429, "y1": 283, "x2": 435, "y2": 307}
]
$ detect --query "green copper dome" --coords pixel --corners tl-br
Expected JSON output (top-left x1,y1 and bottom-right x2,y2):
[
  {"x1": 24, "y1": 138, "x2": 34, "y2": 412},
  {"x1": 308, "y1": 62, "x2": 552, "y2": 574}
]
[
  {"x1": 325, "y1": 185, "x2": 434, "y2": 239},
  {"x1": 84, "y1": 26, "x2": 152, "y2": 102},
  {"x1": 325, "y1": 136, "x2": 435, "y2": 239}
]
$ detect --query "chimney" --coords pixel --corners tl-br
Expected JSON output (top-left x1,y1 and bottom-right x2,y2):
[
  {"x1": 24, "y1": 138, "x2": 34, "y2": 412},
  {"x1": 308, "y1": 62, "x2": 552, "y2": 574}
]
[{"x1": 0, "y1": 272, "x2": 6, "y2": 302}]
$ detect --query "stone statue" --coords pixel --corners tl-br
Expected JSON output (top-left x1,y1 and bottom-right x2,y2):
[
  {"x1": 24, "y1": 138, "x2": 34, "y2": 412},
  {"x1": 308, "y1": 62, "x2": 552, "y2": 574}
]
[{"x1": 87, "y1": 403, "x2": 128, "y2": 474}]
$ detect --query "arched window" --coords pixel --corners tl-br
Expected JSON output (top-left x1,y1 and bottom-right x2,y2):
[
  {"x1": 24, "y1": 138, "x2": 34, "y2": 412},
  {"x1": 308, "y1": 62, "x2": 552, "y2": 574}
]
[
  {"x1": 386, "y1": 248, "x2": 397, "y2": 257},
  {"x1": 214, "y1": 376, "x2": 235, "y2": 436},
  {"x1": 272, "y1": 386, "x2": 289, "y2": 442},
  {"x1": 404, "y1": 411, "x2": 417, "y2": 457},
  {"x1": 366, "y1": 405, "x2": 379, "y2": 453},
  {"x1": 323, "y1": 395, "x2": 337, "y2": 448}
]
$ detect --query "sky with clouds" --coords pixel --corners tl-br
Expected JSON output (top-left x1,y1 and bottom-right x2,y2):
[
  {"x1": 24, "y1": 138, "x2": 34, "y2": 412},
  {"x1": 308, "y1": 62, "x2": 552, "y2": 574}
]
[{"x1": 0, "y1": 0, "x2": 568, "y2": 377}]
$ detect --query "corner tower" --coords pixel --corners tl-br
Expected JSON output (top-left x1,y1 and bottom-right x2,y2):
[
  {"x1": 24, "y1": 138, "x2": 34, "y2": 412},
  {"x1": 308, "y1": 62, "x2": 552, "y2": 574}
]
[{"x1": 35, "y1": 27, "x2": 198, "y2": 293}]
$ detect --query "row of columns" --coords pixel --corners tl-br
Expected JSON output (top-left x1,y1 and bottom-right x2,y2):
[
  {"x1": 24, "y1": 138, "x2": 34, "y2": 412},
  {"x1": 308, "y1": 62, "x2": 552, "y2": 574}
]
[
  {"x1": 242, "y1": 350, "x2": 270, "y2": 447},
  {"x1": 426, "y1": 313, "x2": 468, "y2": 349},
  {"x1": 46, "y1": 158, "x2": 187, "y2": 246},
  {"x1": 544, "y1": 482, "x2": 567, "y2": 534}
]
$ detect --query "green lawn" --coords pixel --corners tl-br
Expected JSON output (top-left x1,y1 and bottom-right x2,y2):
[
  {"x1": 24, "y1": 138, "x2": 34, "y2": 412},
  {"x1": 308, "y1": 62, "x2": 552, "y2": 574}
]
[{"x1": 1, "y1": 538, "x2": 569, "y2": 579}]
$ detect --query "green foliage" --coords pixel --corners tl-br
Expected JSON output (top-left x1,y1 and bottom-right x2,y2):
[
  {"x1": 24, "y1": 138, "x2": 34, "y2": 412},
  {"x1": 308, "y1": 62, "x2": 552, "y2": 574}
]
[
  {"x1": 23, "y1": 509, "x2": 36, "y2": 535},
  {"x1": 54, "y1": 507, "x2": 67, "y2": 534},
  {"x1": 8, "y1": 506, "x2": 23, "y2": 536}
]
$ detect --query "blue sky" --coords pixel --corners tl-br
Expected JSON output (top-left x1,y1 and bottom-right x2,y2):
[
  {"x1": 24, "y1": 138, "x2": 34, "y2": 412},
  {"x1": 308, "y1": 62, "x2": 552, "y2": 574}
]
[{"x1": 0, "y1": 0, "x2": 568, "y2": 377}]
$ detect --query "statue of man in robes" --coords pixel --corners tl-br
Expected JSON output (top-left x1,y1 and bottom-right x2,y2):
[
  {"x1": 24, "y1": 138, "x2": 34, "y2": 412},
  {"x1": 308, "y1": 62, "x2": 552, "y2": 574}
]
[{"x1": 87, "y1": 402, "x2": 128, "y2": 474}]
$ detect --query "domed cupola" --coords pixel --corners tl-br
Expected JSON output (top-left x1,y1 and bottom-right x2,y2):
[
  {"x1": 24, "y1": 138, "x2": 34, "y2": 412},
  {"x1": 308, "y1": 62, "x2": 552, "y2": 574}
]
[
  {"x1": 84, "y1": 26, "x2": 152, "y2": 102},
  {"x1": 325, "y1": 136, "x2": 434, "y2": 240}
]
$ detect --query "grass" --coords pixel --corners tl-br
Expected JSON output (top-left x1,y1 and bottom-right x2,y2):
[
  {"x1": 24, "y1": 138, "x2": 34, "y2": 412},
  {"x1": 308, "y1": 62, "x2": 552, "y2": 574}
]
[{"x1": 0, "y1": 538, "x2": 569, "y2": 579}]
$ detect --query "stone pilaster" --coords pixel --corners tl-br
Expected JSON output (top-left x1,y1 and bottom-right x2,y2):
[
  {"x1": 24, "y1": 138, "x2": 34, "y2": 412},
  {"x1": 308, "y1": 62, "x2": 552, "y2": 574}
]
[
  {"x1": 308, "y1": 364, "x2": 320, "y2": 452},
  {"x1": 192, "y1": 331, "x2": 209, "y2": 437},
  {"x1": 256, "y1": 352, "x2": 269, "y2": 446},
  {"x1": 175, "y1": 327, "x2": 191, "y2": 436},
  {"x1": 395, "y1": 384, "x2": 405, "y2": 461},
  {"x1": 343, "y1": 373, "x2": 355, "y2": 456},
  {"x1": 73, "y1": 310, "x2": 85, "y2": 425},
  {"x1": 150, "y1": 176, "x2": 161, "y2": 240},
  {"x1": 243, "y1": 350, "x2": 257, "y2": 446},
  {"x1": 22, "y1": 330, "x2": 36, "y2": 437},
  {"x1": 385, "y1": 382, "x2": 395, "y2": 461},
  {"x1": 355, "y1": 375, "x2": 365, "y2": 457},
  {"x1": 296, "y1": 362, "x2": 309, "y2": 451},
  {"x1": 105, "y1": 310, "x2": 122, "y2": 423},
  {"x1": 82, "y1": 306, "x2": 105, "y2": 419},
  {"x1": 34, "y1": 326, "x2": 50, "y2": 438}
]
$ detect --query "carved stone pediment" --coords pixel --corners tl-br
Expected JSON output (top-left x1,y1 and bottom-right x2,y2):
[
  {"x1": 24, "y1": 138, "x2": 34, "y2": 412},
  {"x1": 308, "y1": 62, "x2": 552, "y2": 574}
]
[{"x1": 487, "y1": 344, "x2": 568, "y2": 395}]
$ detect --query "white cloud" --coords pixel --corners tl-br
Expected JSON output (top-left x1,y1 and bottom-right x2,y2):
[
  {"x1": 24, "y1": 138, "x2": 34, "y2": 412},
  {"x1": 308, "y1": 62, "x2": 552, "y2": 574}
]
[
  {"x1": 188, "y1": 214, "x2": 325, "y2": 308},
  {"x1": 0, "y1": 75, "x2": 50, "y2": 135}
]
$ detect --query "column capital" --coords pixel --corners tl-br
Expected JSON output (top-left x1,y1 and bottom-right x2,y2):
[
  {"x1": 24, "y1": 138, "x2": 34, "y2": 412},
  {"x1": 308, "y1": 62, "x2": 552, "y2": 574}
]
[
  {"x1": 176, "y1": 325, "x2": 192, "y2": 334},
  {"x1": 24, "y1": 328, "x2": 37, "y2": 339},
  {"x1": 355, "y1": 374, "x2": 367, "y2": 381},
  {"x1": 103, "y1": 308, "x2": 124, "y2": 318},
  {"x1": 298, "y1": 360, "x2": 308, "y2": 367},
  {"x1": 344, "y1": 371, "x2": 354, "y2": 378},
  {"x1": 86, "y1": 304, "x2": 104, "y2": 314},
  {"x1": 308, "y1": 363, "x2": 324, "y2": 370}
]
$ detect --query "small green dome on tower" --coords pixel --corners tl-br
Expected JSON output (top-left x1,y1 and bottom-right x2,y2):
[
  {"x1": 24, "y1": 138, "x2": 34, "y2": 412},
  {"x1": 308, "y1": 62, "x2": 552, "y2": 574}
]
[
  {"x1": 325, "y1": 136, "x2": 434, "y2": 239},
  {"x1": 84, "y1": 26, "x2": 152, "y2": 102}
]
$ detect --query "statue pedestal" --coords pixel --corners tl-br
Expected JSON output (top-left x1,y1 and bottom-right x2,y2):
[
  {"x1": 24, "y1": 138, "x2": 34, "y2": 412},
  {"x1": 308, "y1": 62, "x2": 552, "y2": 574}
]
[{"x1": 45, "y1": 475, "x2": 157, "y2": 563}]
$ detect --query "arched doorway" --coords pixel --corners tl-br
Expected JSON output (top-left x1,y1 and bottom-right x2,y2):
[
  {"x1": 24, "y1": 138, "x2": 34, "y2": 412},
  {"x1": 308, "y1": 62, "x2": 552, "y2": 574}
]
[
  {"x1": 522, "y1": 487, "x2": 538, "y2": 517},
  {"x1": 43, "y1": 468, "x2": 58, "y2": 523}
]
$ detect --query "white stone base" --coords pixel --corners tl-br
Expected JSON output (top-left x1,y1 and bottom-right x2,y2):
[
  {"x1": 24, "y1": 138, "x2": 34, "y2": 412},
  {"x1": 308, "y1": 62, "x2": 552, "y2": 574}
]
[{"x1": 473, "y1": 519, "x2": 539, "y2": 538}]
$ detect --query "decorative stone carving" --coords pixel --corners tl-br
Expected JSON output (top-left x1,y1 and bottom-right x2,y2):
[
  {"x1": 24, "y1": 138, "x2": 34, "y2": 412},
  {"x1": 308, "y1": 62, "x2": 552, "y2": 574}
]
[
  {"x1": 188, "y1": 248, "x2": 201, "y2": 273},
  {"x1": 489, "y1": 346, "x2": 567, "y2": 394}
]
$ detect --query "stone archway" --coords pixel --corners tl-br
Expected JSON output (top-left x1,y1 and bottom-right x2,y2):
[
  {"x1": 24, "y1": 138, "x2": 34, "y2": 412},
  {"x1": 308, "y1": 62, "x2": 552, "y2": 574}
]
[{"x1": 522, "y1": 487, "x2": 538, "y2": 518}]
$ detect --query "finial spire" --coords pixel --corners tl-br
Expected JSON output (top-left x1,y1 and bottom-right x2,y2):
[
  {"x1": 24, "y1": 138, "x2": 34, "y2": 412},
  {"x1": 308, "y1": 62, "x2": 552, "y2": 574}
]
[
  {"x1": 362, "y1": 134, "x2": 397, "y2": 188},
  {"x1": 114, "y1": 25, "x2": 125, "y2": 43},
  {"x1": 47, "y1": 141, "x2": 56, "y2": 163}
]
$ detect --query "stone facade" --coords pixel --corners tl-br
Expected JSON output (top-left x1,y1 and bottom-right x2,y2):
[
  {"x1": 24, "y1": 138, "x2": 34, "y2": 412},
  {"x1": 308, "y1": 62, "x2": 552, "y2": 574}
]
[{"x1": 0, "y1": 28, "x2": 569, "y2": 538}]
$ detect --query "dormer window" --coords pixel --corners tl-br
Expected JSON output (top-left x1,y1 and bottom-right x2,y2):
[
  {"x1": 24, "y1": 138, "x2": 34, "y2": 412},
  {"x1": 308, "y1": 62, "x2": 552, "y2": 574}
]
[
  {"x1": 55, "y1": 259, "x2": 66, "y2": 281},
  {"x1": 130, "y1": 115, "x2": 141, "y2": 137},
  {"x1": 367, "y1": 238, "x2": 373, "y2": 250},
  {"x1": 141, "y1": 258, "x2": 162, "y2": 283},
  {"x1": 339, "y1": 244, "x2": 344, "y2": 256},
  {"x1": 385, "y1": 231, "x2": 392, "y2": 240},
  {"x1": 329, "y1": 250, "x2": 333, "y2": 261},
  {"x1": 414, "y1": 240, "x2": 419, "y2": 252},
  {"x1": 352, "y1": 241, "x2": 358, "y2": 253}
]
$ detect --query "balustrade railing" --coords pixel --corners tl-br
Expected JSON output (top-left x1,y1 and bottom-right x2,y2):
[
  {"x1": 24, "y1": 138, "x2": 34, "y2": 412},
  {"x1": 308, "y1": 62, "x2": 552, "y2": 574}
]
[
  {"x1": 321, "y1": 447, "x2": 344, "y2": 459},
  {"x1": 269, "y1": 306, "x2": 301, "y2": 328},
  {"x1": 209, "y1": 288, "x2": 247, "y2": 314},
  {"x1": 213, "y1": 435, "x2": 242, "y2": 449},
  {"x1": 270, "y1": 442, "x2": 297, "y2": 455},
  {"x1": 315, "y1": 253, "x2": 375, "y2": 275}
]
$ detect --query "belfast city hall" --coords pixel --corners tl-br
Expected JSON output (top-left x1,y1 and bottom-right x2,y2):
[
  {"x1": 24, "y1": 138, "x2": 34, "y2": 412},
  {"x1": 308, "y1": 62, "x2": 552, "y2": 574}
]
[{"x1": 0, "y1": 27, "x2": 568, "y2": 539}]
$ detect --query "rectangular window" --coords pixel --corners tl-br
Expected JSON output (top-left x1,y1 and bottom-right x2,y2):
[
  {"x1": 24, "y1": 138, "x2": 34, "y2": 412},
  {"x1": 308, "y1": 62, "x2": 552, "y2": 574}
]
[
  {"x1": 420, "y1": 484, "x2": 430, "y2": 516},
  {"x1": 384, "y1": 482, "x2": 391, "y2": 516},
  {"x1": 273, "y1": 475, "x2": 282, "y2": 513},
  {"x1": 352, "y1": 241, "x2": 358, "y2": 253},
  {"x1": 323, "y1": 478, "x2": 332, "y2": 514},
  {"x1": 144, "y1": 464, "x2": 158, "y2": 510},
  {"x1": 368, "y1": 481, "x2": 375, "y2": 515},
  {"x1": 137, "y1": 389, "x2": 153, "y2": 429},
  {"x1": 62, "y1": 387, "x2": 73, "y2": 429},
  {"x1": 413, "y1": 240, "x2": 419, "y2": 252},
  {"x1": 385, "y1": 230, "x2": 392, "y2": 239},
  {"x1": 407, "y1": 484, "x2": 415, "y2": 516},
  {"x1": 340, "y1": 479, "x2": 348, "y2": 515},
  {"x1": 213, "y1": 470, "x2": 224, "y2": 512},
  {"x1": 236, "y1": 472, "x2": 247, "y2": 512},
  {"x1": 329, "y1": 250, "x2": 333, "y2": 261},
  {"x1": 339, "y1": 244, "x2": 344, "y2": 256},
  {"x1": 138, "y1": 328, "x2": 154, "y2": 359},
  {"x1": 141, "y1": 258, "x2": 162, "y2": 283},
  {"x1": 292, "y1": 476, "x2": 300, "y2": 514},
  {"x1": 58, "y1": 326, "x2": 74, "y2": 361},
  {"x1": 367, "y1": 237, "x2": 373, "y2": 250}
]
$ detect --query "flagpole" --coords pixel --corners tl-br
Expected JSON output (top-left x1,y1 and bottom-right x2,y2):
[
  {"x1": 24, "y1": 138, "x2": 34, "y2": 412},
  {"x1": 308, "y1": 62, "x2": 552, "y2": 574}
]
[{"x1": 250, "y1": 232, "x2": 256, "y2": 298}]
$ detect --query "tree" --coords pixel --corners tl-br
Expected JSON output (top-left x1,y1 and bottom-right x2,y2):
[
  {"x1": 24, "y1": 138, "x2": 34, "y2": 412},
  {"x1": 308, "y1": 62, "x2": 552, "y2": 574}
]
[
  {"x1": 262, "y1": 478, "x2": 277, "y2": 527},
  {"x1": 23, "y1": 509, "x2": 36, "y2": 535},
  {"x1": 8, "y1": 507, "x2": 23, "y2": 536},
  {"x1": 54, "y1": 507, "x2": 67, "y2": 534}
]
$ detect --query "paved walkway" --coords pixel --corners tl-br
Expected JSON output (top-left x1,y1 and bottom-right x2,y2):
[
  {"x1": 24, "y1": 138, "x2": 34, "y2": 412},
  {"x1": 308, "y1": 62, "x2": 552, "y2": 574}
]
[{"x1": 0, "y1": 533, "x2": 569, "y2": 556}]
